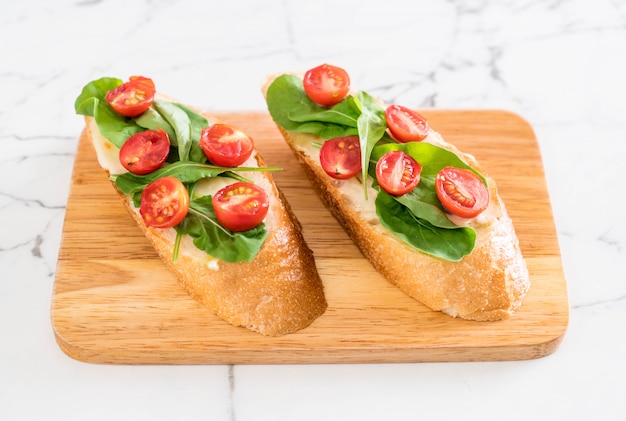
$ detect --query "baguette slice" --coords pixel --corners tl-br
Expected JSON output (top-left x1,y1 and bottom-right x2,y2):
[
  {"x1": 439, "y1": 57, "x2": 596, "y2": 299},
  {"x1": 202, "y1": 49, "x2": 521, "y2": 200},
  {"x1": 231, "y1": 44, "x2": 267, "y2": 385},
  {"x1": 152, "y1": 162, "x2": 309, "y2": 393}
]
[
  {"x1": 81, "y1": 93, "x2": 326, "y2": 336},
  {"x1": 263, "y1": 73, "x2": 530, "y2": 321}
]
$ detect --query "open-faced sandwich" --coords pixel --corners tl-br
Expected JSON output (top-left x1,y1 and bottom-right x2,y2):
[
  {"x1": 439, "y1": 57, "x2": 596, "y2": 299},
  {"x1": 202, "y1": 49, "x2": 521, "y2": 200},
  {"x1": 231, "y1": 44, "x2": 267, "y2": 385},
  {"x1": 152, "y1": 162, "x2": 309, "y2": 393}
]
[
  {"x1": 263, "y1": 64, "x2": 530, "y2": 321},
  {"x1": 74, "y1": 76, "x2": 326, "y2": 336}
]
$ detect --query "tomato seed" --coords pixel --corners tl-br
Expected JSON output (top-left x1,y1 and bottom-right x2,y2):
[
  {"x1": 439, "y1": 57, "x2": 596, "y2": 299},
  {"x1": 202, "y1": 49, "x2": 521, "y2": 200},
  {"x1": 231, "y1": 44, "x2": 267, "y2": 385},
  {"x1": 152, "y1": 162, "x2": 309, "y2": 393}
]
[
  {"x1": 124, "y1": 90, "x2": 146, "y2": 105},
  {"x1": 442, "y1": 178, "x2": 476, "y2": 207}
]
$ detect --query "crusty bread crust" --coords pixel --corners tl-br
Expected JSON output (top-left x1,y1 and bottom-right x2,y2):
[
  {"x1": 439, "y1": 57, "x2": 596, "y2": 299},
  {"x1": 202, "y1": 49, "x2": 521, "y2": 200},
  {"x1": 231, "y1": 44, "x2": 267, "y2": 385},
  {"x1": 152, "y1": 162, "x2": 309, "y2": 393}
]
[
  {"x1": 269, "y1": 106, "x2": 529, "y2": 321},
  {"x1": 84, "y1": 115, "x2": 327, "y2": 336}
]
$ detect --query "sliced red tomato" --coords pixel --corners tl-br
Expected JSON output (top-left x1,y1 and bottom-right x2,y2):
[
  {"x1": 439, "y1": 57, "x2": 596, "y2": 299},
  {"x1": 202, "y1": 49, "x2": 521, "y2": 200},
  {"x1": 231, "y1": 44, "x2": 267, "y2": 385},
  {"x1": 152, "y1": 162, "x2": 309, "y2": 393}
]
[
  {"x1": 106, "y1": 76, "x2": 156, "y2": 117},
  {"x1": 200, "y1": 124, "x2": 254, "y2": 167},
  {"x1": 375, "y1": 150, "x2": 422, "y2": 196},
  {"x1": 319, "y1": 136, "x2": 362, "y2": 180},
  {"x1": 119, "y1": 128, "x2": 170, "y2": 175},
  {"x1": 303, "y1": 63, "x2": 351, "y2": 107},
  {"x1": 212, "y1": 182, "x2": 269, "y2": 232},
  {"x1": 385, "y1": 105, "x2": 430, "y2": 143},
  {"x1": 435, "y1": 167, "x2": 489, "y2": 218},
  {"x1": 140, "y1": 176, "x2": 190, "y2": 228}
]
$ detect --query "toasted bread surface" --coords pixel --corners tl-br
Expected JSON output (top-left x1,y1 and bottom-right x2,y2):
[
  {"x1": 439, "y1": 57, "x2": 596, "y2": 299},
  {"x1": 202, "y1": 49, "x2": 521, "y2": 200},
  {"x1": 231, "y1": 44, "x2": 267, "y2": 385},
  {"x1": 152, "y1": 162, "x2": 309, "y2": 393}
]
[
  {"x1": 264, "y1": 75, "x2": 530, "y2": 321},
  {"x1": 276, "y1": 125, "x2": 529, "y2": 321},
  {"x1": 84, "y1": 113, "x2": 327, "y2": 336}
]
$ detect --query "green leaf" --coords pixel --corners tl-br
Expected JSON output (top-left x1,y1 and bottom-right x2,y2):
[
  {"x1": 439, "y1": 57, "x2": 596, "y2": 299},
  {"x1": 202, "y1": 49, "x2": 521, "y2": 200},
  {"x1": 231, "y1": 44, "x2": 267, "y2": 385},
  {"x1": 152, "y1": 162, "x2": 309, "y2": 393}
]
[
  {"x1": 177, "y1": 196, "x2": 268, "y2": 262},
  {"x1": 375, "y1": 191, "x2": 476, "y2": 261},
  {"x1": 288, "y1": 94, "x2": 361, "y2": 127},
  {"x1": 354, "y1": 91, "x2": 387, "y2": 198},
  {"x1": 266, "y1": 75, "x2": 389, "y2": 199},
  {"x1": 175, "y1": 103, "x2": 211, "y2": 163},
  {"x1": 74, "y1": 77, "x2": 122, "y2": 116},
  {"x1": 135, "y1": 107, "x2": 177, "y2": 144},
  {"x1": 112, "y1": 161, "x2": 279, "y2": 196},
  {"x1": 175, "y1": 103, "x2": 210, "y2": 142},
  {"x1": 93, "y1": 98, "x2": 143, "y2": 148},
  {"x1": 75, "y1": 77, "x2": 143, "y2": 148},
  {"x1": 135, "y1": 102, "x2": 210, "y2": 163},
  {"x1": 153, "y1": 100, "x2": 192, "y2": 162},
  {"x1": 370, "y1": 141, "x2": 484, "y2": 259},
  {"x1": 371, "y1": 141, "x2": 486, "y2": 184},
  {"x1": 77, "y1": 76, "x2": 274, "y2": 262},
  {"x1": 266, "y1": 74, "x2": 359, "y2": 139},
  {"x1": 264, "y1": 73, "x2": 487, "y2": 261},
  {"x1": 393, "y1": 177, "x2": 459, "y2": 229}
]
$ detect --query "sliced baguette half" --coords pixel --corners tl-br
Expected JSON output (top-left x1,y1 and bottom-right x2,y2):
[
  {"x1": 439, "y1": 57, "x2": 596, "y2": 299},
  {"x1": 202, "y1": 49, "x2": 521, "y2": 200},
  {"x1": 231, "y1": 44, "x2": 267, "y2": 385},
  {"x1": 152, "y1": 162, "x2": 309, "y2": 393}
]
[
  {"x1": 263, "y1": 72, "x2": 529, "y2": 321},
  {"x1": 79, "y1": 81, "x2": 326, "y2": 336}
]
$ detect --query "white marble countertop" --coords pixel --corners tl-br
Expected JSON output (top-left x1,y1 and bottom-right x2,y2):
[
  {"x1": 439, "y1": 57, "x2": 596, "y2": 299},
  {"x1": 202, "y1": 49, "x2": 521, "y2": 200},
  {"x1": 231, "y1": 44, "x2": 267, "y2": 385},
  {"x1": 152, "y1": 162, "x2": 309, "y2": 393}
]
[{"x1": 2, "y1": 0, "x2": 625, "y2": 419}]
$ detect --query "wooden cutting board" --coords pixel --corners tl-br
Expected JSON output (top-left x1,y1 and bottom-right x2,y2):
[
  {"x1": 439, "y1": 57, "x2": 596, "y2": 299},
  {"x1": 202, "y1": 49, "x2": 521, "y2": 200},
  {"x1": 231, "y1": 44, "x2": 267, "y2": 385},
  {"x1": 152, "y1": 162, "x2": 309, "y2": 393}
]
[{"x1": 51, "y1": 110, "x2": 568, "y2": 364}]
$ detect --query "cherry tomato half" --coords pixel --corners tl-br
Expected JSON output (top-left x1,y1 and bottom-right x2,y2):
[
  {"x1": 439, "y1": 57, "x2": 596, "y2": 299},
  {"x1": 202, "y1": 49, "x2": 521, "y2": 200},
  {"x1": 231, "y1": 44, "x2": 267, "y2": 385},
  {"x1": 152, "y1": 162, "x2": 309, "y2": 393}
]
[
  {"x1": 119, "y1": 128, "x2": 170, "y2": 175},
  {"x1": 140, "y1": 176, "x2": 190, "y2": 228},
  {"x1": 385, "y1": 105, "x2": 430, "y2": 143},
  {"x1": 212, "y1": 182, "x2": 269, "y2": 232},
  {"x1": 303, "y1": 63, "x2": 351, "y2": 107},
  {"x1": 435, "y1": 167, "x2": 489, "y2": 218},
  {"x1": 319, "y1": 136, "x2": 362, "y2": 180},
  {"x1": 200, "y1": 124, "x2": 254, "y2": 167},
  {"x1": 106, "y1": 76, "x2": 156, "y2": 118},
  {"x1": 375, "y1": 150, "x2": 422, "y2": 196}
]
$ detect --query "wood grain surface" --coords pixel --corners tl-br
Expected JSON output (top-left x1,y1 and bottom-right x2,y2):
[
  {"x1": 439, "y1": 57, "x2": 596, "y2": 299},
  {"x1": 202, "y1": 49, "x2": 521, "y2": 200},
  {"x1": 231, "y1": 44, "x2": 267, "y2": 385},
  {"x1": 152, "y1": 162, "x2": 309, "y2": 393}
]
[{"x1": 51, "y1": 110, "x2": 568, "y2": 364}]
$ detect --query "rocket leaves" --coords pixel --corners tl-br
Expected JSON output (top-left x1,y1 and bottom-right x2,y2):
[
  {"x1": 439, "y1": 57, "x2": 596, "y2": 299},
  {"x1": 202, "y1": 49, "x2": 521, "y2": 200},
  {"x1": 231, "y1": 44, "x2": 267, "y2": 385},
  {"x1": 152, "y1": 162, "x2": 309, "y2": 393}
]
[
  {"x1": 75, "y1": 77, "x2": 210, "y2": 161},
  {"x1": 176, "y1": 196, "x2": 267, "y2": 263},
  {"x1": 265, "y1": 73, "x2": 483, "y2": 261},
  {"x1": 75, "y1": 77, "x2": 274, "y2": 263}
]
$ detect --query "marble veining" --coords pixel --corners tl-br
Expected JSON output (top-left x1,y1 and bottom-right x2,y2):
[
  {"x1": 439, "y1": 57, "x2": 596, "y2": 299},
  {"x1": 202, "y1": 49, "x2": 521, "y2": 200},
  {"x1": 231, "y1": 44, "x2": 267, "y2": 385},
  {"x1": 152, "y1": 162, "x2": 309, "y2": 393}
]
[{"x1": 1, "y1": 0, "x2": 625, "y2": 420}]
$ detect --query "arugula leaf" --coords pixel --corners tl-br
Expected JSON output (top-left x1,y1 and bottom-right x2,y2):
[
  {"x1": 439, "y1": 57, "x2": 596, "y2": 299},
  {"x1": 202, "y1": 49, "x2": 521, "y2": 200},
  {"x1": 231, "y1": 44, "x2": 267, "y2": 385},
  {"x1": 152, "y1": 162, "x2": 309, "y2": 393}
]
[
  {"x1": 135, "y1": 107, "x2": 177, "y2": 143},
  {"x1": 265, "y1": 72, "x2": 487, "y2": 261},
  {"x1": 394, "y1": 177, "x2": 459, "y2": 229},
  {"x1": 113, "y1": 161, "x2": 227, "y2": 195},
  {"x1": 135, "y1": 102, "x2": 209, "y2": 163},
  {"x1": 112, "y1": 161, "x2": 277, "y2": 196},
  {"x1": 354, "y1": 91, "x2": 387, "y2": 198},
  {"x1": 75, "y1": 77, "x2": 143, "y2": 148},
  {"x1": 175, "y1": 102, "x2": 211, "y2": 163},
  {"x1": 92, "y1": 99, "x2": 144, "y2": 148},
  {"x1": 76, "y1": 78, "x2": 210, "y2": 162},
  {"x1": 266, "y1": 75, "x2": 392, "y2": 198},
  {"x1": 177, "y1": 196, "x2": 267, "y2": 262},
  {"x1": 77, "y1": 76, "x2": 276, "y2": 263},
  {"x1": 153, "y1": 100, "x2": 192, "y2": 162},
  {"x1": 266, "y1": 74, "x2": 359, "y2": 139},
  {"x1": 371, "y1": 141, "x2": 486, "y2": 184},
  {"x1": 74, "y1": 77, "x2": 122, "y2": 116},
  {"x1": 375, "y1": 191, "x2": 476, "y2": 261},
  {"x1": 370, "y1": 141, "x2": 483, "y2": 260},
  {"x1": 288, "y1": 95, "x2": 361, "y2": 127}
]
